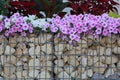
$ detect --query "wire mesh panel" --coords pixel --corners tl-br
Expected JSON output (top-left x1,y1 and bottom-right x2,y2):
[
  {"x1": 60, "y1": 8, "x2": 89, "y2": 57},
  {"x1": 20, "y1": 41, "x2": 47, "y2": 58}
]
[{"x1": 0, "y1": 33, "x2": 120, "y2": 80}]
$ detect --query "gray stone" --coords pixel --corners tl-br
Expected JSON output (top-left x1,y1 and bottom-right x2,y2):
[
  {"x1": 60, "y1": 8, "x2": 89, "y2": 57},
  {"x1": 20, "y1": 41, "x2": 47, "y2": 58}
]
[
  {"x1": 4, "y1": 46, "x2": 15, "y2": 55},
  {"x1": 107, "y1": 74, "x2": 119, "y2": 80},
  {"x1": 57, "y1": 71, "x2": 71, "y2": 80},
  {"x1": 92, "y1": 73, "x2": 105, "y2": 80}
]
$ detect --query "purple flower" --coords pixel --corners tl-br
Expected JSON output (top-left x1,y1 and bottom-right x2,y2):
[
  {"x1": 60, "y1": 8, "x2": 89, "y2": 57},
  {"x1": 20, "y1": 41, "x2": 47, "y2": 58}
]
[
  {"x1": 95, "y1": 28, "x2": 102, "y2": 34},
  {"x1": 22, "y1": 24, "x2": 29, "y2": 30},
  {"x1": 102, "y1": 29, "x2": 108, "y2": 36},
  {"x1": 17, "y1": 26, "x2": 23, "y2": 32},
  {"x1": 0, "y1": 26, "x2": 3, "y2": 32}
]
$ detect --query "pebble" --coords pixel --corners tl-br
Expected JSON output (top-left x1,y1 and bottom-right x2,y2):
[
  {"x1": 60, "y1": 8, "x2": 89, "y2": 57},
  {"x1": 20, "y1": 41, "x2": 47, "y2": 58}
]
[
  {"x1": 0, "y1": 45, "x2": 3, "y2": 55},
  {"x1": 29, "y1": 46, "x2": 41, "y2": 57},
  {"x1": 41, "y1": 44, "x2": 52, "y2": 54},
  {"x1": 55, "y1": 59, "x2": 64, "y2": 67},
  {"x1": 77, "y1": 39, "x2": 88, "y2": 48},
  {"x1": 0, "y1": 77, "x2": 3, "y2": 80},
  {"x1": 87, "y1": 49, "x2": 97, "y2": 56},
  {"x1": 107, "y1": 74, "x2": 119, "y2": 79},
  {"x1": 86, "y1": 69, "x2": 93, "y2": 77},
  {"x1": 4, "y1": 63, "x2": 16, "y2": 76},
  {"x1": 38, "y1": 71, "x2": 50, "y2": 80},
  {"x1": 68, "y1": 56, "x2": 79, "y2": 66},
  {"x1": 113, "y1": 47, "x2": 120, "y2": 54},
  {"x1": 93, "y1": 62, "x2": 107, "y2": 74},
  {"x1": 117, "y1": 61, "x2": 120, "y2": 70},
  {"x1": 38, "y1": 33, "x2": 52, "y2": 44},
  {"x1": 15, "y1": 48, "x2": 22, "y2": 57},
  {"x1": 6, "y1": 55, "x2": 17, "y2": 64},
  {"x1": 79, "y1": 56, "x2": 87, "y2": 67},
  {"x1": 100, "y1": 55, "x2": 118, "y2": 64},
  {"x1": 87, "y1": 56, "x2": 99, "y2": 66},
  {"x1": 57, "y1": 71, "x2": 71, "y2": 80},
  {"x1": 23, "y1": 70, "x2": 28, "y2": 78},
  {"x1": 29, "y1": 59, "x2": 41, "y2": 70},
  {"x1": 16, "y1": 71, "x2": 22, "y2": 78},
  {"x1": 55, "y1": 44, "x2": 66, "y2": 52},
  {"x1": 64, "y1": 65, "x2": 74, "y2": 74},
  {"x1": 70, "y1": 71, "x2": 78, "y2": 78},
  {"x1": 91, "y1": 73, "x2": 105, "y2": 80},
  {"x1": 29, "y1": 70, "x2": 39, "y2": 78},
  {"x1": 105, "y1": 68, "x2": 115, "y2": 77},
  {"x1": 54, "y1": 65, "x2": 63, "y2": 74},
  {"x1": 5, "y1": 46, "x2": 15, "y2": 55}
]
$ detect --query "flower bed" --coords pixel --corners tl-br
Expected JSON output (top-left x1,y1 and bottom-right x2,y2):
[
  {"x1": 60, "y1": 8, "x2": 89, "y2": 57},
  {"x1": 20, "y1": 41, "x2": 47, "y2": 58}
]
[{"x1": 0, "y1": 13, "x2": 120, "y2": 79}]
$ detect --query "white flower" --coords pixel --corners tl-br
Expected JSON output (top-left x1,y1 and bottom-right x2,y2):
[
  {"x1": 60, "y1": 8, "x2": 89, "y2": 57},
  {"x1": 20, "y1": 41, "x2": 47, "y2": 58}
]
[
  {"x1": 28, "y1": 15, "x2": 36, "y2": 21},
  {"x1": 23, "y1": 16, "x2": 29, "y2": 21}
]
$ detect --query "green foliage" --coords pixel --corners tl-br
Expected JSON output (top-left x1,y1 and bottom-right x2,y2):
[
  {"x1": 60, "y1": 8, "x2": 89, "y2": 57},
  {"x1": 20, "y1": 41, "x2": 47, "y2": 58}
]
[
  {"x1": 109, "y1": 11, "x2": 120, "y2": 18},
  {"x1": 34, "y1": 0, "x2": 68, "y2": 18},
  {"x1": 0, "y1": 0, "x2": 10, "y2": 15}
]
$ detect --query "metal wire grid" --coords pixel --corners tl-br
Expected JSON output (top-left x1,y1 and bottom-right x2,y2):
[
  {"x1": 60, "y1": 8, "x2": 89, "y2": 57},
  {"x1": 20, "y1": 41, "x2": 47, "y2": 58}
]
[{"x1": 0, "y1": 33, "x2": 120, "y2": 80}]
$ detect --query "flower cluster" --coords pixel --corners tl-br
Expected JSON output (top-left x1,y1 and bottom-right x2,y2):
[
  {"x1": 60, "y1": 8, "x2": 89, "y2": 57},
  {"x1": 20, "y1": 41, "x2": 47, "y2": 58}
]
[
  {"x1": 0, "y1": 13, "x2": 34, "y2": 37},
  {"x1": 0, "y1": 12, "x2": 120, "y2": 43},
  {"x1": 45, "y1": 13, "x2": 120, "y2": 42},
  {"x1": 23, "y1": 15, "x2": 51, "y2": 31}
]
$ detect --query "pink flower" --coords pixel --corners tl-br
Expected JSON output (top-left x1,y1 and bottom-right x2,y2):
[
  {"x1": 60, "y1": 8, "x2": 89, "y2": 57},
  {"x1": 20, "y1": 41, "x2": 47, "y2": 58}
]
[
  {"x1": 22, "y1": 24, "x2": 29, "y2": 30},
  {"x1": 95, "y1": 28, "x2": 102, "y2": 34},
  {"x1": 17, "y1": 26, "x2": 23, "y2": 32}
]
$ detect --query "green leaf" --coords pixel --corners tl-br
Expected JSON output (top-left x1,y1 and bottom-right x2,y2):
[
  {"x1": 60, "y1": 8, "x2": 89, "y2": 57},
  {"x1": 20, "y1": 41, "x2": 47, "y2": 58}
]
[{"x1": 109, "y1": 11, "x2": 120, "y2": 18}]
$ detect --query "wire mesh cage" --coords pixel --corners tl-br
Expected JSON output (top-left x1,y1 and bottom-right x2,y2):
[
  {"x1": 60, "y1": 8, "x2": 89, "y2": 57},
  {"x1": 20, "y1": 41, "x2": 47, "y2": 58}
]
[{"x1": 0, "y1": 33, "x2": 120, "y2": 80}]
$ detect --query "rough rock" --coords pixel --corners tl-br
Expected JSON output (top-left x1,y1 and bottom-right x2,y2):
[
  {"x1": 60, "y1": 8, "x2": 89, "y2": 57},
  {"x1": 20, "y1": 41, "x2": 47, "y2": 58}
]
[
  {"x1": 64, "y1": 65, "x2": 74, "y2": 74},
  {"x1": 38, "y1": 33, "x2": 52, "y2": 44},
  {"x1": 68, "y1": 56, "x2": 79, "y2": 66},
  {"x1": 29, "y1": 59, "x2": 41, "y2": 70},
  {"x1": 113, "y1": 47, "x2": 120, "y2": 54},
  {"x1": 91, "y1": 73, "x2": 105, "y2": 80},
  {"x1": 87, "y1": 49, "x2": 97, "y2": 56},
  {"x1": 41, "y1": 44, "x2": 52, "y2": 54},
  {"x1": 23, "y1": 70, "x2": 28, "y2": 78},
  {"x1": 57, "y1": 71, "x2": 71, "y2": 80},
  {"x1": 79, "y1": 56, "x2": 87, "y2": 67},
  {"x1": 29, "y1": 46, "x2": 42, "y2": 57},
  {"x1": 93, "y1": 62, "x2": 107, "y2": 74},
  {"x1": 0, "y1": 45, "x2": 3, "y2": 55},
  {"x1": 29, "y1": 70, "x2": 39, "y2": 78},
  {"x1": 105, "y1": 68, "x2": 115, "y2": 77},
  {"x1": 86, "y1": 69, "x2": 93, "y2": 77},
  {"x1": 100, "y1": 55, "x2": 118, "y2": 64},
  {"x1": 55, "y1": 44, "x2": 66, "y2": 52},
  {"x1": 54, "y1": 66, "x2": 63, "y2": 74},
  {"x1": 117, "y1": 61, "x2": 120, "y2": 70},
  {"x1": 70, "y1": 71, "x2": 78, "y2": 78},
  {"x1": 55, "y1": 59, "x2": 64, "y2": 67},
  {"x1": 4, "y1": 63, "x2": 16, "y2": 76},
  {"x1": 38, "y1": 71, "x2": 50, "y2": 79},
  {"x1": 6, "y1": 55, "x2": 17, "y2": 64},
  {"x1": 5, "y1": 46, "x2": 15, "y2": 55},
  {"x1": 16, "y1": 71, "x2": 22, "y2": 78},
  {"x1": 97, "y1": 47, "x2": 112, "y2": 55},
  {"x1": 15, "y1": 48, "x2": 22, "y2": 57},
  {"x1": 77, "y1": 39, "x2": 88, "y2": 49},
  {"x1": 87, "y1": 56, "x2": 99, "y2": 66}
]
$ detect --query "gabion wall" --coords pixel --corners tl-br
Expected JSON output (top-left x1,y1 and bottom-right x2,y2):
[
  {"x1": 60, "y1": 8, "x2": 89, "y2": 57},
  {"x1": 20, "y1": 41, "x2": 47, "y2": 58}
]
[{"x1": 0, "y1": 33, "x2": 120, "y2": 80}]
